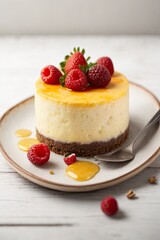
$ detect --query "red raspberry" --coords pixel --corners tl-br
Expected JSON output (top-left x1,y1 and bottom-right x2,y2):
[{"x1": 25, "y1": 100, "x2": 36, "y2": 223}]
[
  {"x1": 41, "y1": 65, "x2": 62, "y2": 85},
  {"x1": 101, "y1": 196, "x2": 118, "y2": 216},
  {"x1": 87, "y1": 64, "x2": 111, "y2": 88},
  {"x1": 64, "y1": 153, "x2": 77, "y2": 165},
  {"x1": 27, "y1": 143, "x2": 50, "y2": 166},
  {"x1": 65, "y1": 69, "x2": 88, "y2": 91},
  {"x1": 97, "y1": 57, "x2": 114, "y2": 76},
  {"x1": 65, "y1": 52, "x2": 87, "y2": 74}
]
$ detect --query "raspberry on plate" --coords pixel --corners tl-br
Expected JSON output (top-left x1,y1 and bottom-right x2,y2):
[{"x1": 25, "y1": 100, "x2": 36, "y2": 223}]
[
  {"x1": 41, "y1": 65, "x2": 62, "y2": 85},
  {"x1": 101, "y1": 196, "x2": 118, "y2": 216},
  {"x1": 27, "y1": 143, "x2": 50, "y2": 166},
  {"x1": 97, "y1": 57, "x2": 114, "y2": 76},
  {"x1": 65, "y1": 69, "x2": 88, "y2": 91},
  {"x1": 87, "y1": 64, "x2": 111, "y2": 88},
  {"x1": 64, "y1": 153, "x2": 77, "y2": 165}
]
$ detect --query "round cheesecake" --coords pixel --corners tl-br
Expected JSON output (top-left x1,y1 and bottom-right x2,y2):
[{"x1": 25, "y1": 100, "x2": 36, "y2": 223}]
[{"x1": 35, "y1": 72, "x2": 129, "y2": 156}]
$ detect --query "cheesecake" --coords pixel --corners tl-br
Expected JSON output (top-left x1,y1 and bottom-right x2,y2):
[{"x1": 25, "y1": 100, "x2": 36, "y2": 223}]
[{"x1": 35, "y1": 72, "x2": 129, "y2": 156}]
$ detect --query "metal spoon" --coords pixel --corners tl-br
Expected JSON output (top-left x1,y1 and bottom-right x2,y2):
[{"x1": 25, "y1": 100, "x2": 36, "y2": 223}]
[{"x1": 95, "y1": 109, "x2": 160, "y2": 162}]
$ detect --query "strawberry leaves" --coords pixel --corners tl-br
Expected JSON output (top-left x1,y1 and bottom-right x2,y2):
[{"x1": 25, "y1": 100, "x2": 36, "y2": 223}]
[
  {"x1": 59, "y1": 47, "x2": 96, "y2": 87},
  {"x1": 60, "y1": 47, "x2": 90, "y2": 74}
]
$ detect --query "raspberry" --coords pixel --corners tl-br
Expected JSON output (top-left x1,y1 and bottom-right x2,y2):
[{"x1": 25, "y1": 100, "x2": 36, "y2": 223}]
[
  {"x1": 87, "y1": 64, "x2": 111, "y2": 88},
  {"x1": 64, "y1": 153, "x2": 77, "y2": 165},
  {"x1": 64, "y1": 52, "x2": 87, "y2": 74},
  {"x1": 65, "y1": 69, "x2": 88, "y2": 91},
  {"x1": 27, "y1": 143, "x2": 50, "y2": 166},
  {"x1": 97, "y1": 57, "x2": 114, "y2": 76},
  {"x1": 41, "y1": 65, "x2": 62, "y2": 85},
  {"x1": 101, "y1": 196, "x2": 118, "y2": 216}
]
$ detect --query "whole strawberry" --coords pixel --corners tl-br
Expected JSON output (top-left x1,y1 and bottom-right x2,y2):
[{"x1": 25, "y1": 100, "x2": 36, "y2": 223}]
[
  {"x1": 41, "y1": 65, "x2": 62, "y2": 84},
  {"x1": 65, "y1": 68, "x2": 88, "y2": 91},
  {"x1": 97, "y1": 57, "x2": 114, "y2": 76},
  {"x1": 60, "y1": 47, "x2": 89, "y2": 74},
  {"x1": 87, "y1": 64, "x2": 111, "y2": 88}
]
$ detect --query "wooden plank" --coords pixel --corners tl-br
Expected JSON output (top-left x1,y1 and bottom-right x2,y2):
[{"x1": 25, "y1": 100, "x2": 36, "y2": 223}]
[
  {"x1": 0, "y1": 154, "x2": 14, "y2": 172},
  {"x1": 0, "y1": 222, "x2": 160, "y2": 240},
  {"x1": 0, "y1": 168, "x2": 159, "y2": 223}
]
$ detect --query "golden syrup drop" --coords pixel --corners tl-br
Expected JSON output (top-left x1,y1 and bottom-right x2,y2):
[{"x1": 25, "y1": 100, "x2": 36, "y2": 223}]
[
  {"x1": 66, "y1": 161, "x2": 100, "y2": 181},
  {"x1": 15, "y1": 129, "x2": 32, "y2": 138},
  {"x1": 18, "y1": 138, "x2": 39, "y2": 152},
  {"x1": 49, "y1": 170, "x2": 54, "y2": 175}
]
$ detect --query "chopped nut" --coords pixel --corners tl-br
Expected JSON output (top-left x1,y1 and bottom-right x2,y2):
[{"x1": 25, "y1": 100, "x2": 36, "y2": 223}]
[
  {"x1": 126, "y1": 189, "x2": 136, "y2": 199},
  {"x1": 148, "y1": 176, "x2": 157, "y2": 184},
  {"x1": 49, "y1": 170, "x2": 54, "y2": 175}
]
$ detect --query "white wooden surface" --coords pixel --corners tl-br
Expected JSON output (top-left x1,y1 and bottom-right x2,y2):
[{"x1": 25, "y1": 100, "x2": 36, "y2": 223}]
[{"x1": 0, "y1": 36, "x2": 160, "y2": 240}]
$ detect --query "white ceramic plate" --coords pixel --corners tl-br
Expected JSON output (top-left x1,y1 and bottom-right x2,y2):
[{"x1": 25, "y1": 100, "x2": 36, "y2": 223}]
[{"x1": 0, "y1": 82, "x2": 160, "y2": 192}]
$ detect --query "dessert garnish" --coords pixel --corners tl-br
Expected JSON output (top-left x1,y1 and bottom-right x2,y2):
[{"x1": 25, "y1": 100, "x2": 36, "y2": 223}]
[
  {"x1": 66, "y1": 161, "x2": 100, "y2": 181},
  {"x1": 97, "y1": 56, "x2": 114, "y2": 76},
  {"x1": 18, "y1": 138, "x2": 39, "y2": 152},
  {"x1": 64, "y1": 153, "x2": 77, "y2": 165},
  {"x1": 41, "y1": 65, "x2": 62, "y2": 85},
  {"x1": 87, "y1": 64, "x2": 111, "y2": 88},
  {"x1": 60, "y1": 47, "x2": 88, "y2": 74},
  {"x1": 148, "y1": 176, "x2": 157, "y2": 184},
  {"x1": 101, "y1": 196, "x2": 118, "y2": 216},
  {"x1": 126, "y1": 189, "x2": 136, "y2": 199},
  {"x1": 27, "y1": 143, "x2": 50, "y2": 166},
  {"x1": 40, "y1": 47, "x2": 114, "y2": 91},
  {"x1": 65, "y1": 69, "x2": 88, "y2": 91},
  {"x1": 15, "y1": 129, "x2": 32, "y2": 138}
]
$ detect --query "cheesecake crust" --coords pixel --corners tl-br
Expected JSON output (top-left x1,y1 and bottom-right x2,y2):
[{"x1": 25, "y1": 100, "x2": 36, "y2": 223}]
[{"x1": 36, "y1": 128, "x2": 129, "y2": 157}]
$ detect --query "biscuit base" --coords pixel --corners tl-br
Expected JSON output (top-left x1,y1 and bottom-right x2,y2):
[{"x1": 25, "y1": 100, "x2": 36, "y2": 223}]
[{"x1": 36, "y1": 128, "x2": 129, "y2": 157}]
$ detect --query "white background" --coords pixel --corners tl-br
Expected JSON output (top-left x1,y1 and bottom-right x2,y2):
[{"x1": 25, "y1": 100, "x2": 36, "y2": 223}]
[{"x1": 0, "y1": 0, "x2": 160, "y2": 35}]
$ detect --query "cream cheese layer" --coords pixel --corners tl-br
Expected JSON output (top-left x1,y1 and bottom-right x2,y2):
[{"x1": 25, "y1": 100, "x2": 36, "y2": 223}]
[{"x1": 35, "y1": 72, "x2": 129, "y2": 144}]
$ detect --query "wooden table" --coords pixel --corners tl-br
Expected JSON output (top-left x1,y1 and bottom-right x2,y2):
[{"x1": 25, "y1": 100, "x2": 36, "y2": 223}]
[{"x1": 0, "y1": 36, "x2": 160, "y2": 240}]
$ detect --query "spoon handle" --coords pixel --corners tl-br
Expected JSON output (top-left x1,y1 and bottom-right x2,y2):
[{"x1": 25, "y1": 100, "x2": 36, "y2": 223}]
[{"x1": 132, "y1": 109, "x2": 160, "y2": 152}]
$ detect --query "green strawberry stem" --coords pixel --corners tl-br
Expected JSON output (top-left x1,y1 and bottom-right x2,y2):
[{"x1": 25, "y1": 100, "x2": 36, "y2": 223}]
[
  {"x1": 59, "y1": 75, "x2": 66, "y2": 87},
  {"x1": 79, "y1": 62, "x2": 96, "y2": 74},
  {"x1": 60, "y1": 47, "x2": 90, "y2": 74},
  {"x1": 59, "y1": 47, "x2": 96, "y2": 87}
]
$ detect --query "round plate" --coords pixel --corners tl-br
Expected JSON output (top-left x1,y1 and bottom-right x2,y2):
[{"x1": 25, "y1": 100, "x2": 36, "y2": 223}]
[{"x1": 0, "y1": 82, "x2": 160, "y2": 192}]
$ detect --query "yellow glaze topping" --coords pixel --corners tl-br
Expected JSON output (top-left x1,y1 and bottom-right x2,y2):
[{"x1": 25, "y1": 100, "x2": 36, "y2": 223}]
[
  {"x1": 66, "y1": 161, "x2": 100, "y2": 181},
  {"x1": 15, "y1": 129, "x2": 32, "y2": 138},
  {"x1": 18, "y1": 138, "x2": 39, "y2": 152},
  {"x1": 35, "y1": 72, "x2": 128, "y2": 106}
]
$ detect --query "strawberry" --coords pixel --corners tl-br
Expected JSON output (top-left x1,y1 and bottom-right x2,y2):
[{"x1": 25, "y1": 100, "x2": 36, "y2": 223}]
[
  {"x1": 65, "y1": 52, "x2": 87, "y2": 74},
  {"x1": 60, "y1": 47, "x2": 90, "y2": 74},
  {"x1": 65, "y1": 68, "x2": 88, "y2": 91},
  {"x1": 101, "y1": 196, "x2": 118, "y2": 216},
  {"x1": 97, "y1": 57, "x2": 114, "y2": 76},
  {"x1": 27, "y1": 143, "x2": 50, "y2": 166},
  {"x1": 64, "y1": 153, "x2": 77, "y2": 165},
  {"x1": 87, "y1": 64, "x2": 111, "y2": 88},
  {"x1": 41, "y1": 65, "x2": 62, "y2": 85}
]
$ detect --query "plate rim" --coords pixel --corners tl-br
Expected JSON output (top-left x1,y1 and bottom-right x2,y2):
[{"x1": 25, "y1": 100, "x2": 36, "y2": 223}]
[{"x1": 0, "y1": 82, "x2": 160, "y2": 192}]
